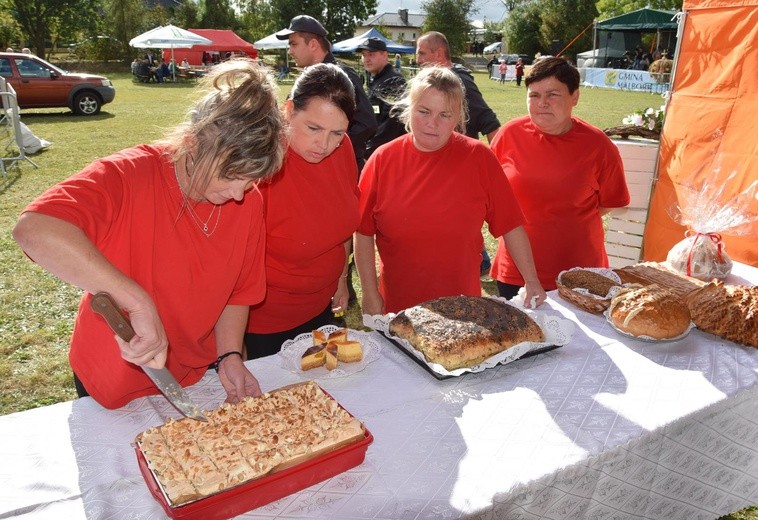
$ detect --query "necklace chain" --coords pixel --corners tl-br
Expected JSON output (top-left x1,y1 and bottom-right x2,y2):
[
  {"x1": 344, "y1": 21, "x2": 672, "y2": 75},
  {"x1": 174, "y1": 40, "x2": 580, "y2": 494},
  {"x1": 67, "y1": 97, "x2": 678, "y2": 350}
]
[{"x1": 173, "y1": 160, "x2": 221, "y2": 238}]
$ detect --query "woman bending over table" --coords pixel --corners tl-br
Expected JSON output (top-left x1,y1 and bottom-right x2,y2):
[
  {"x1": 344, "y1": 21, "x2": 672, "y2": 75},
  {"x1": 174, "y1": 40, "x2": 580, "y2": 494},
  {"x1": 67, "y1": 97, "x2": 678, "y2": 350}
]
[
  {"x1": 13, "y1": 58, "x2": 285, "y2": 409},
  {"x1": 244, "y1": 63, "x2": 360, "y2": 358},
  {"x1": 354, "y1": 66, "x2": 546, "y2": 315}
]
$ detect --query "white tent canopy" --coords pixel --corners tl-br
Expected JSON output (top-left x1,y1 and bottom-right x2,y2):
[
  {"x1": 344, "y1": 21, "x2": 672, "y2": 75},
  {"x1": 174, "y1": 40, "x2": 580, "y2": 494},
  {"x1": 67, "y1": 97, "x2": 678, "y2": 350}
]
[
  {"x1": 254, "y1": 33, "x2": 289, "y2": 50},
  {"x1": 129, "y1": 24, "x2": 211, "y2": 49},
  {"x1": 129, "y1": 25, "x2": 212, "y2": 80}
]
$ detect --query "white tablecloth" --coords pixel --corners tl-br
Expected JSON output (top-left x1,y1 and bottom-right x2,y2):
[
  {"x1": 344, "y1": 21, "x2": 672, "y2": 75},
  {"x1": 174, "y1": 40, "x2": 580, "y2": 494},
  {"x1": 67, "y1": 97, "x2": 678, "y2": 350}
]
[{"x1": 2, "y1": 264, "x2": 757, "y2": 519}]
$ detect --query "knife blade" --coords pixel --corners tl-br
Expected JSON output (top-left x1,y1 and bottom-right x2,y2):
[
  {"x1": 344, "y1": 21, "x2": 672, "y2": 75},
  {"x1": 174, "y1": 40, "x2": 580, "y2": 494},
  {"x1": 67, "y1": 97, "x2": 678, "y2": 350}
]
[{"x1": 89, "y1": 292, "x2": 208, "y2": 422}]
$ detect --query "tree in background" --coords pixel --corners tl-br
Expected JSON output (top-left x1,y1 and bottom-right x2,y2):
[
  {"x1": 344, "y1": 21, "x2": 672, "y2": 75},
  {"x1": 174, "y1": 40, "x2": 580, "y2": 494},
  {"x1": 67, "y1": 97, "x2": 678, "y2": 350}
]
[
  {"x1": 199, "y1": 0, "x2": 238, "y2": 30},
  {"x1": 503, "y1": 0, "x2": 542, "y2": 57},
  {"x1": 269, "y1": 0, "x2": 378, "y2": 44},
  {"x1": 236, "y1": 0, "x2": 277, "y2": 43},
  {"x1": 482, "y1": 19, "x2": 504, "y2": 46},
  {"x1": 504, "y1": 0, "x2": 596, "y2": 59},
  {"x1": 421, "y1": 0, "x2": 476, "y2": 57},
  {"x1": 174, "y1": 0, "x2": 200, "y2": 30},
  {"x1": 0, "y1": 10, "x2": 21, "y2": 50},
  {"x1": 5, "y1": 0, "x2": 100, "y2": 58},
  {"x1": 104, "y1": 0, "x2": 144, "y2": 62},
  {"x1": 539, "y1": 0, "x2": 596, "y2": 57}
]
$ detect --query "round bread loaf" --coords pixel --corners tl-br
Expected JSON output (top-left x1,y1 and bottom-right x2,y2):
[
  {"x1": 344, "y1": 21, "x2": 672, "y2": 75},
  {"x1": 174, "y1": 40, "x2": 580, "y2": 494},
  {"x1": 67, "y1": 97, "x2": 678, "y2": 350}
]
[{"x1": 608, "y1": 284, "x2": 691, "y2": 340}]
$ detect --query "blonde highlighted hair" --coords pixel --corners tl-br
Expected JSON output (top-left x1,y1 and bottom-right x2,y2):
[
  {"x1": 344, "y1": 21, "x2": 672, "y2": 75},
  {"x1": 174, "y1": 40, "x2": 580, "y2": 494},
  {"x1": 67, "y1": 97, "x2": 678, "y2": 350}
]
[{"x1": 160, "y1": 58, "x2": 285, "y2": 194}]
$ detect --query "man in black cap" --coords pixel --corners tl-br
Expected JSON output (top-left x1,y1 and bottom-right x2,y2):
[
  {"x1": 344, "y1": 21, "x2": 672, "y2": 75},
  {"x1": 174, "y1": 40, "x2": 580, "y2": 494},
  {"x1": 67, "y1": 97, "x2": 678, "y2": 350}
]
[
  {"x1": 276, "y1": 15, "x2": 377, "y2": 170},
  {"x1": 358, "y1": 37, "x2": 407, "y2": 158}
]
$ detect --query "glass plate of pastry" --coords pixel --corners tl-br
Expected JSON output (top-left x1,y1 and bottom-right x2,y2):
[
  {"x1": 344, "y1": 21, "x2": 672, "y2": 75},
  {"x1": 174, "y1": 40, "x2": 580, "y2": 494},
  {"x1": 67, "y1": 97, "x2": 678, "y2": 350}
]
[{"x1": 279, "y1": 325, "x2": 381, "y2": 378}]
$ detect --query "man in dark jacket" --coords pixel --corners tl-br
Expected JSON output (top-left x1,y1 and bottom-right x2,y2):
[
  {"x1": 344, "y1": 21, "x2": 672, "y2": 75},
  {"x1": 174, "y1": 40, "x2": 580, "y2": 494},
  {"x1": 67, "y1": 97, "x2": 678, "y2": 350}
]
[
  {"x1": 358, "y1": 37, "x2": 407, "y2": 159},
  {"x1": 416, "y1": 31, "x2": 501, "y2": 142},
  {"x1": 276, "y1": 15, "x2": 377, "y2": 169}
]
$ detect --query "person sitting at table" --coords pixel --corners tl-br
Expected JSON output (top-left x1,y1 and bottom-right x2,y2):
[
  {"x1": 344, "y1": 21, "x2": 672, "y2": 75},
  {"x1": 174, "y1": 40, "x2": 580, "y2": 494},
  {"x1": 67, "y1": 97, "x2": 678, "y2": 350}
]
[
  {"x1": 135, "y1": 58, "x2": 151, "y2": 82},
  {"x1": 154, "y1": 58, "x2": 170, "y2": 83},
  {"x1": 244, "y1": 63, "x2": 359, "y2": 359},
  {"x1": 181, "y1": 58, "x2": 190, "y2": 68},
  {"x1": 489, "y1": 57, "x2": 630, "y2": 299},
  {"x1": 130, "y1": 57, "x2": 140, "y2": 76},
  {"x1": 12, "y1": 58, "x2": 286, "y2": 409},
  {"x1": 354, "y1": 66, "x2": 546, "y2": 315},
  {"x1": 144, "y1": 49, "x2": 156, "y2": 66},
  {"x1": 276, "y1": 59, "x2": 289, "y2": 81}
]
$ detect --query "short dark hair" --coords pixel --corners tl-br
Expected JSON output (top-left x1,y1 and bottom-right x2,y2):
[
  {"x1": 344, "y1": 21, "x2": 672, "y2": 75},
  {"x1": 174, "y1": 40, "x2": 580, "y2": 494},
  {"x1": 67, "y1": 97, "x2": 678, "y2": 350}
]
[
  {"x1": 525, "y1": 57, "x2": 580, "y2": 93},
  {"x1": 299, "y1": 32, "x2": 331, "y2": 53},
  {"x1": 291, "y1": 63, "x2": 355, "y2": 121},
  {"x1": 419, "y1": 31, "x2": 451, "y2": 61}
]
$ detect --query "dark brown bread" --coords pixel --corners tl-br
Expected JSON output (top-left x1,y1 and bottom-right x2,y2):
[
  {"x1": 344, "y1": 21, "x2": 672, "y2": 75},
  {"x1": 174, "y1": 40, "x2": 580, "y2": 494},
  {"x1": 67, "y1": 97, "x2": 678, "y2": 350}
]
[
  {"x1": 388, "y1": 296, "x2": 544, "y2": 370},
  {"x1": 560, "y1": 269, "x2": 620, "y2": 296}
]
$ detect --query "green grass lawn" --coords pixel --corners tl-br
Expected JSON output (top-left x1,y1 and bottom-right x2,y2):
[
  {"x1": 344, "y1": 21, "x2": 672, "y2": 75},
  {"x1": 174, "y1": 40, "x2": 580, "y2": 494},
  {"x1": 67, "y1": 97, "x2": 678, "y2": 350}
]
[{"x1": 0, "y1": 70, "x2": 754, "y2": 519}]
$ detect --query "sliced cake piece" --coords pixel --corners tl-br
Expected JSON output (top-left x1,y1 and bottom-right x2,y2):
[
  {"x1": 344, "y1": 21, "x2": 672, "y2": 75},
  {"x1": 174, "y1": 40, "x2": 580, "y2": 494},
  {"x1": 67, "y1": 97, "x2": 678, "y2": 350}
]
[{"x1": 301, "y1": 345, "x2": 326, "y2": 370}]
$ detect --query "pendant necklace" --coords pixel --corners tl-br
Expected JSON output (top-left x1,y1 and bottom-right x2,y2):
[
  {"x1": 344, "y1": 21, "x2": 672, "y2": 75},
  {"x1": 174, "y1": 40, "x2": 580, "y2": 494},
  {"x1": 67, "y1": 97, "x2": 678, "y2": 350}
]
[{"x1": 174, "y1": 156, "x2": 221, "y2": 238}]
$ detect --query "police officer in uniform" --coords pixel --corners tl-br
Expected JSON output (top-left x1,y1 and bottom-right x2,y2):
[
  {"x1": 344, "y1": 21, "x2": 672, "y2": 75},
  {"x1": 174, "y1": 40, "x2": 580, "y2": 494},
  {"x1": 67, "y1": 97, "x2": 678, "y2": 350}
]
[{"x1": 358, "y1": 37, "x2": 408, "y2": 159}]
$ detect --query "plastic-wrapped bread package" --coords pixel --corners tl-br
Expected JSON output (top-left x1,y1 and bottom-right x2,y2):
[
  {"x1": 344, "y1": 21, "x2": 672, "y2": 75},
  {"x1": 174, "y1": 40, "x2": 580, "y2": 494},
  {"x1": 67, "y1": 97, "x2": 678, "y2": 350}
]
[{"x1": 666, "y1": 166, "x2": 757, "y2": 281}]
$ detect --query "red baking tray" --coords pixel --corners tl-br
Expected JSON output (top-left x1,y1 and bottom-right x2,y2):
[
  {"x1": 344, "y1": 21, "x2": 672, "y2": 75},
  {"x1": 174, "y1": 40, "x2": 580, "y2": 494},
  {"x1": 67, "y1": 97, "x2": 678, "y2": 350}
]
[{"x1": 136, "y1": 426, "x2": 373, "y2": 519}]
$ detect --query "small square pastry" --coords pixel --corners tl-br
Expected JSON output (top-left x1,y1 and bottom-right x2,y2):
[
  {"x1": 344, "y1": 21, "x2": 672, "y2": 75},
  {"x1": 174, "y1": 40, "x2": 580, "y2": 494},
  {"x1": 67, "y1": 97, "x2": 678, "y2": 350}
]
[
  {"x1": 325, "y1": 343, "x2": 338, "y2": 371},
  {"x1": 334, "y1": 340, "x2": 363, "y2": 363},
  {"x1": 312, "y1": 330, "x2": 327, "y2": 345},
  {"x1": 328, "y1": 328, "x2": 348, "y2": 343},
  {"x1": 301, "y1": 345, "x2": 326, "y2": 370}
]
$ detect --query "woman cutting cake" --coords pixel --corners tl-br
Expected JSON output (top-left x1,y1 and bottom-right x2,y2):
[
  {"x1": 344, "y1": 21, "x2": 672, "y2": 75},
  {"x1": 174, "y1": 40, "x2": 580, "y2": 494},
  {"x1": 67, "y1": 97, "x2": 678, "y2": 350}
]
[
  {"x1": 244, "y1": 64, "x2": 360, "y2": 358},
  {"x1": 12, "y1": 59, "x2": 285, "y2": 408},
  {"x1": 354, "y1": 66, "x2": 546, "y2": 315}
]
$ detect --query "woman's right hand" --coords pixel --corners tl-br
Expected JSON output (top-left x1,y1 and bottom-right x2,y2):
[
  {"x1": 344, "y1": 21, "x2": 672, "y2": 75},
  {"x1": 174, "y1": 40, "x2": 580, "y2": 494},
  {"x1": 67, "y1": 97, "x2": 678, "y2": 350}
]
[
  {"x1": 113, "y1": 298, "x2": 168, "y2": 369},
  {"x1": 13, "y1": 214, "x2": 169, "y2": 369},
  {"x1": 361, "y1": 291, "x2": 385, "y2": 316}
]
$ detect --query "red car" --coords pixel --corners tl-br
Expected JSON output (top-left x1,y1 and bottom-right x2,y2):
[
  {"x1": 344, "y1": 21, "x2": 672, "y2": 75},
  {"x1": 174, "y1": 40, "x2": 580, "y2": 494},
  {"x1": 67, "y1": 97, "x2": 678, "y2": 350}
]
[{"x1": 0, "y1": 52, "x2": 115, "y2": 115}]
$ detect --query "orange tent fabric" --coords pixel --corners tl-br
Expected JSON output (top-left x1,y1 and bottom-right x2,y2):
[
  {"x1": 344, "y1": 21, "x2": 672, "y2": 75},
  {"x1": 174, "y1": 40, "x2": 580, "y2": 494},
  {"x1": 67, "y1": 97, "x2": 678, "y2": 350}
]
[{"x1": 643, "y1": 0, "x2": 758, "y2": 267}]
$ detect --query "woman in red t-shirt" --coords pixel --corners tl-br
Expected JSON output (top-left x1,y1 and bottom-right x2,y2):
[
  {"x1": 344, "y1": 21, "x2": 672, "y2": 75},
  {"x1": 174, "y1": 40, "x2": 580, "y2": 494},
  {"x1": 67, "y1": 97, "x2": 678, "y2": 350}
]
[
  {"x1": 244, "y1": 64, "x2": 360, "y2": 358},
  {"x1": 12, "y1": 60, "x2": 285, "y2": 409},
  {"x1": 355, "y1": 66, "x2": 546, "y2": 315}
]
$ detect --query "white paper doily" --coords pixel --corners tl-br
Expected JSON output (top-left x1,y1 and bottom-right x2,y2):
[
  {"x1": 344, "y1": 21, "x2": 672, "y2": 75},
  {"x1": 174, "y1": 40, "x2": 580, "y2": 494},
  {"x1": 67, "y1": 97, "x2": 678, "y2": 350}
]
[
  {"x1": 363, "y1": 297, "x2": 576, "y2": 378},
  {"x1": 279, "y1": 325, "x2": 381, "y2": 379},
  {"x1": 603, "y1": 309, "x2": 695, "y2": 343}
]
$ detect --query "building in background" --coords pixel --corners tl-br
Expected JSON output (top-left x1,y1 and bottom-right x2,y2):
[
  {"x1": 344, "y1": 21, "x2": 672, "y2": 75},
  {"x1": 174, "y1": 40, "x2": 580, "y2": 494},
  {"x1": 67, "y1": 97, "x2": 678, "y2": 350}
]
[{"x1": 357, "y1": 9, "x2": 426, "y2": 46}]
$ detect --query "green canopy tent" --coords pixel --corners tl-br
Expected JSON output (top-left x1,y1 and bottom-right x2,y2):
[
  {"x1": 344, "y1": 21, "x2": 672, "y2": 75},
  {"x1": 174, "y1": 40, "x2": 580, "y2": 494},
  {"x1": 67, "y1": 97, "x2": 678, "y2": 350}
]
[
  {"x1": 590, "y1": 8, "x2": 679, "y2": 68},
  {"x1": 597, "y1": 8, "x2": 679, "y2": 31}
]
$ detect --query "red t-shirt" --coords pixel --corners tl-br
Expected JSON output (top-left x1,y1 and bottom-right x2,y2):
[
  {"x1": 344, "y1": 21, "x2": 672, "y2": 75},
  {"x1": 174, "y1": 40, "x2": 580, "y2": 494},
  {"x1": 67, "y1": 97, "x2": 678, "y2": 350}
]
[
  {"x1": 358, "y1": 133, "x2": 524, "y2": 313},
  {"x1": 246, "y1": 137, "x2": 360, "y2": 334},
  {"x1": 22, "y1": 145, "x2": 267, "y2": 409},
  {"x1": 490, "y1": 116, "x2": 630, "y2": 289}
]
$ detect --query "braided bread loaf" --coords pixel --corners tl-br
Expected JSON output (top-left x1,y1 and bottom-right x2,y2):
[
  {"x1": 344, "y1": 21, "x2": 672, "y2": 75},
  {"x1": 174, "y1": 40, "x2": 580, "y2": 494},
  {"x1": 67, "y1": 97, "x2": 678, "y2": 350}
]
[{"x1": 685, "y1": 281, "x2": 758, "y2": 348}]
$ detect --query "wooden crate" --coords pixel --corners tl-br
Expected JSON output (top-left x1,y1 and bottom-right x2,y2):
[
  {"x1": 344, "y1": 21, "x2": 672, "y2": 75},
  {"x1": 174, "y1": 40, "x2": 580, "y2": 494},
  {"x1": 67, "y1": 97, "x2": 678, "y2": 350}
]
[{"x1": 606, "y1": 139, "x2": 659, "y2": 268}]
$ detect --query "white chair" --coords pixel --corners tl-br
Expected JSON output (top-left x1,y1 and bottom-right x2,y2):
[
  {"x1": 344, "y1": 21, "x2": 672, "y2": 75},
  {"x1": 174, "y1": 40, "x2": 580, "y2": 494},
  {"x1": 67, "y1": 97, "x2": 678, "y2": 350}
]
[
  {"x1": 605, "y1": 139, "x2": 659, "y2": 268},
  {"x1": 0, "y1": 77, "x2": 38, "y2": 178}
]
